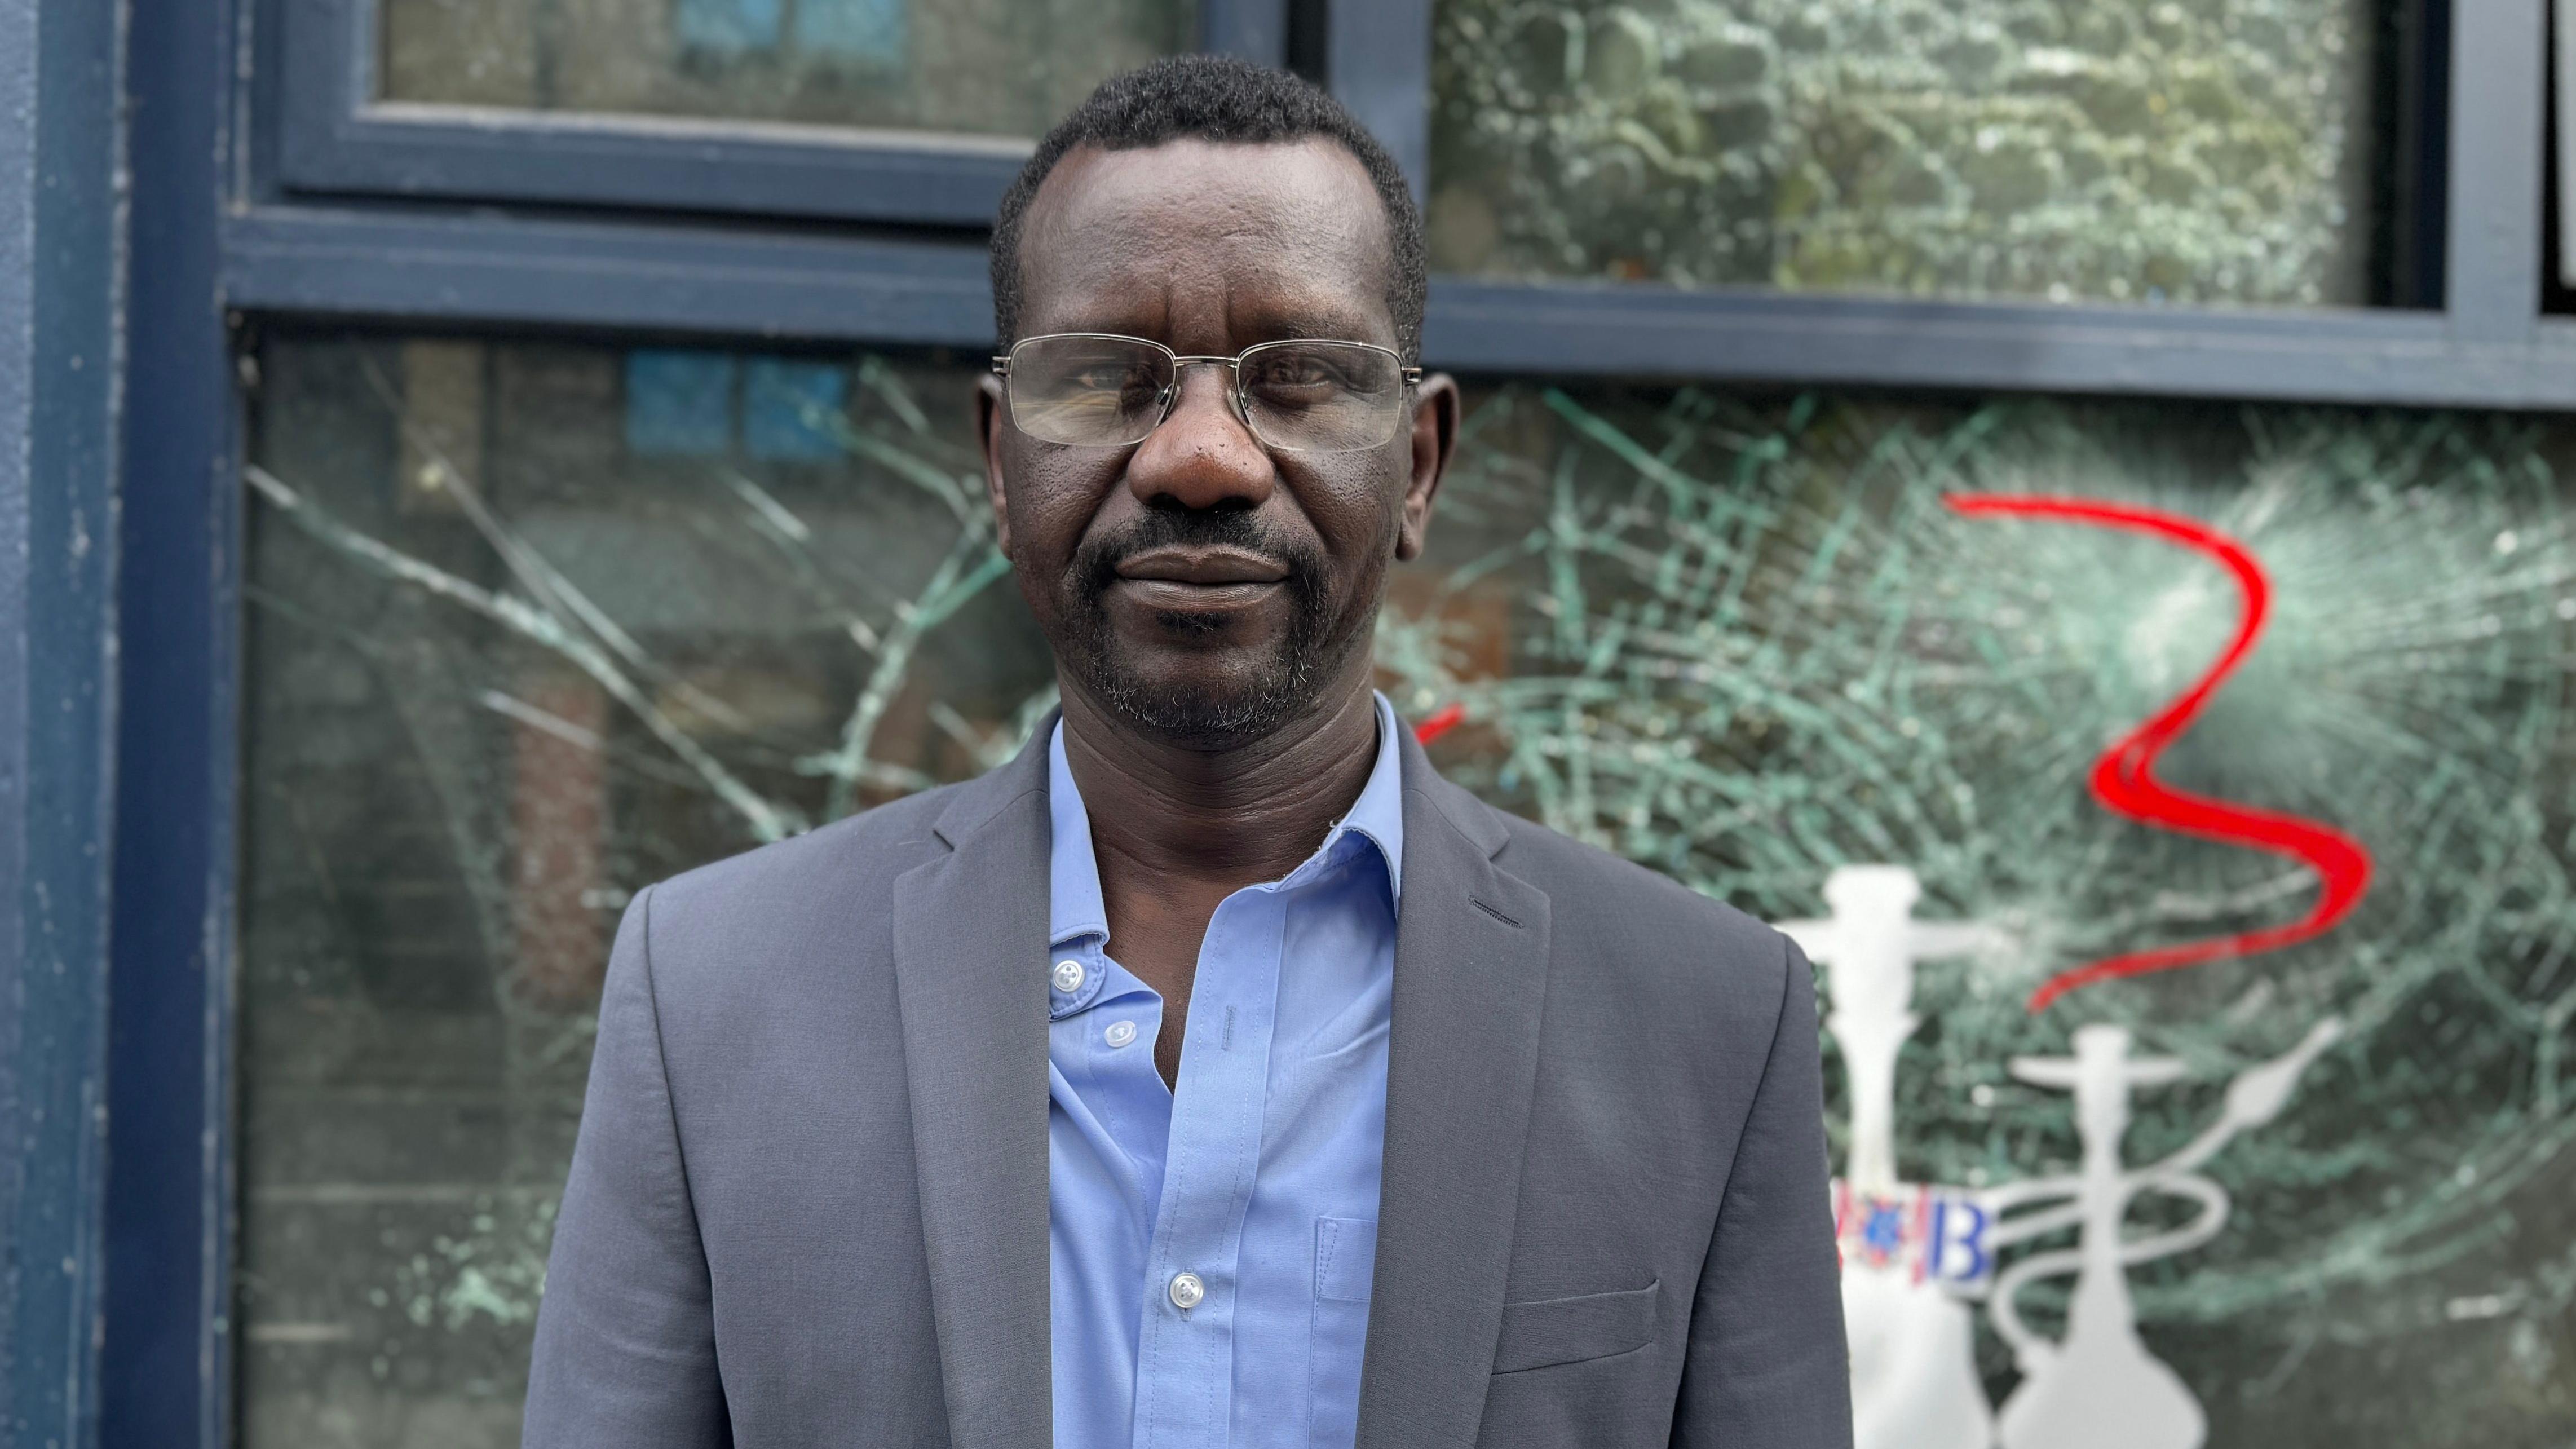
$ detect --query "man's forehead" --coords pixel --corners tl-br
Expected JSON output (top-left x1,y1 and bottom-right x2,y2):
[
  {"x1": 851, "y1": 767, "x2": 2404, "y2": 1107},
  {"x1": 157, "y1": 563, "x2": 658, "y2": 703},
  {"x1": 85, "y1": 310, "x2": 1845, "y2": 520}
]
[{"x1": 1017, "y1": 137, "x2": 1396, "y2": 343}]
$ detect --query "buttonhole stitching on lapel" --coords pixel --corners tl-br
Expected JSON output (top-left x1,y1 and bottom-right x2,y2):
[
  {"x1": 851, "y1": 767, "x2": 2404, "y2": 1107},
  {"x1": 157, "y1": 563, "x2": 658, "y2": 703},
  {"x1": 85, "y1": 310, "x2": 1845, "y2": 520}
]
[{"x1": 1470, "y1": 897, "x2": 1522, "y2": 928}]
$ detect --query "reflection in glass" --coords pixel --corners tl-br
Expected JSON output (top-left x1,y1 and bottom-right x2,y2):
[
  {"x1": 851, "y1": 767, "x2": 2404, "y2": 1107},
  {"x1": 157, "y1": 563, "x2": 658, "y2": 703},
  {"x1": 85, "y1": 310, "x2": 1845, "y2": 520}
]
[
  {"x1": 1429, "y1": 0, "x2": 2385, "y2": 306},
  {"x1": 237, "y1": 336, "x2": 1053, "y2": 1445},
  {"x1": 376, "y1": 0, "x2": 1194, "y2": 138},
  {"x1": 239, "y1": 334, "x2": 2576, "y2": 1444}
]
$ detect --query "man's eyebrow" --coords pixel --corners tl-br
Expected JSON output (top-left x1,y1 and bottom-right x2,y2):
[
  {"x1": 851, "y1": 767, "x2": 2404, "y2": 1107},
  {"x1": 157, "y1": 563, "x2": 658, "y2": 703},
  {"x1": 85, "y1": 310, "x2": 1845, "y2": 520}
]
[
  {"x1": 1023, "y1": 295, "x2": 1391, "y2": 347},
  {"x1": 1239, "y1": 307, "x2": 1390, "y2": 343}
]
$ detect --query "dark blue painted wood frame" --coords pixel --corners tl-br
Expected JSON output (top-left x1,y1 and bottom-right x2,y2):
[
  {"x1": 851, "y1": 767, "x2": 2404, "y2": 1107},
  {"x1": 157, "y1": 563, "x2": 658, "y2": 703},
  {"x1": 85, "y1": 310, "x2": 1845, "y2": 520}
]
[
  {"x1": 219, "y1": 204, "x2": 2576, "y2": 410},
  {"x1": 1, "y1": 0, "x2": 123, "y2": 1440},
  {"x1": 101, "y1": 0, "x2": 241, "y2": 1442},
  {"x1": 67, "y1": 0, "x2": 2561, "y2": 1446},
  {"x1": 237, "y1": 0, "x2": 2566, "y2": 411}
]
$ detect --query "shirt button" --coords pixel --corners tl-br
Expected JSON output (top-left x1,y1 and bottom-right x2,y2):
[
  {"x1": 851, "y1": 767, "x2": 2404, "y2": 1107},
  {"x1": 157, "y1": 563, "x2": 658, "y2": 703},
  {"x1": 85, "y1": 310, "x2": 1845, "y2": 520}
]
[
  {"x1": 1051, "y1": 959, "x2": 1085, "y2": 993},
  {"x1": 1168, "y1": 1270, "x2": 1205, "y2": 1311},
  {"x1": 1105, "y1": 1019, "x2": 1137, "y2": 1048}
]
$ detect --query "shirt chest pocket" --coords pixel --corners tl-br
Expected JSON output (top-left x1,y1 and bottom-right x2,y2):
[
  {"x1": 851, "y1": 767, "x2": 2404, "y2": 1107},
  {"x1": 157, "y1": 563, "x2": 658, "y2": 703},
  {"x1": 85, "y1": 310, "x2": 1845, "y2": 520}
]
[
  {"x1": 1309, "y1": 1217, "x2": 1376, "y2": 1448},
  {"x1": 1491, "y1": 1280, "x2": 1661, "y2": 1374},
  {"x1": 1316, "y1": 1215, "x2": 1376, "y2": 1304}
]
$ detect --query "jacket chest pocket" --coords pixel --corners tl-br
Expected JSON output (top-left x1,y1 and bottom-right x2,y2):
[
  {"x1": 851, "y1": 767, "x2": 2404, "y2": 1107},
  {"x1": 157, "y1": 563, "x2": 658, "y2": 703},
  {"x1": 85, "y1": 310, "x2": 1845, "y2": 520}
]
[{"x1": 1491, "y1": 1279, "x2": 1660, "y2": 1374}]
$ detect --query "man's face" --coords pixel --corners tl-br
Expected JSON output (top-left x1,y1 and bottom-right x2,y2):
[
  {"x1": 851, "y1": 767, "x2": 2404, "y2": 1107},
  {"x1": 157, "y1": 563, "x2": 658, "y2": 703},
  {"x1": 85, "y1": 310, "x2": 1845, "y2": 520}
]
[{"x1": 979, "y1": 138, "x2": 1456, "y2": 748}]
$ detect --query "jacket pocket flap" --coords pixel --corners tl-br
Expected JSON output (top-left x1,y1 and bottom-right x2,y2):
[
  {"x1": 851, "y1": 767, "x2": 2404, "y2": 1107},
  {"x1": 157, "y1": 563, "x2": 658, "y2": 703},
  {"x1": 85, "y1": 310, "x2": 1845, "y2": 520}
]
[{"x1": 1491, "y1": 1280, "x2": 1659, "y2": 1373}]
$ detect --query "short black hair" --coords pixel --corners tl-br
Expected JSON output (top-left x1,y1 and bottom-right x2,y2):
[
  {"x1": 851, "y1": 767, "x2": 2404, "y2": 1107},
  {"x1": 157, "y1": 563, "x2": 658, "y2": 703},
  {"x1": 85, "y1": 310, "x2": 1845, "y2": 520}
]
[{"x1": 989, "y1": 54, "x2": 1427, "y2": 364}]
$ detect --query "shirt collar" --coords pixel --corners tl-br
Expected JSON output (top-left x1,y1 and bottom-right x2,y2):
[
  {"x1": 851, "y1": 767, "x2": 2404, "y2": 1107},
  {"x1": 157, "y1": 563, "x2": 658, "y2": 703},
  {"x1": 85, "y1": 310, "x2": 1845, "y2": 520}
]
[
  {"x1": 1047, "y1": 691, "x2": 1407, "y2": 952},
  {"x1": 1336, "y1": 692, "x2": 1407, "y2": 904},
  {"x1": 1048, "y1": 723, "x2": 1112, "y2": 949}
]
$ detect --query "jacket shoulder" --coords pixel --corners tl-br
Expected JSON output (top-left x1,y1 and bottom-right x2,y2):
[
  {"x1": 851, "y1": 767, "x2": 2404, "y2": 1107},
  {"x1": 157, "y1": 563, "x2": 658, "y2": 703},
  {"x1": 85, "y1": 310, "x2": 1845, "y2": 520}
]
[
  {"x1": 1453, "y1": 793, "x2": 1806, "y2": 1135},
  {"x1": 1479, "y1": 801, "x2": 1792, "y2": 990},
  {"x1": 1495, "y1": 806, "x2": 1778, "y2": 934},
  {"x1": 642, "y1": 780, "x2": 960, "y2": 930}
]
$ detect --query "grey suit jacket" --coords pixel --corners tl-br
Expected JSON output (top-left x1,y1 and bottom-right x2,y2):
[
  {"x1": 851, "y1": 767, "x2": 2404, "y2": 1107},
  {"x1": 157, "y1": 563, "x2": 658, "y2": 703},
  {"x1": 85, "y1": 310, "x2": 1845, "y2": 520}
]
[{"x1": 523, "y1": 721, "x2": 1852, "y2": 1449}]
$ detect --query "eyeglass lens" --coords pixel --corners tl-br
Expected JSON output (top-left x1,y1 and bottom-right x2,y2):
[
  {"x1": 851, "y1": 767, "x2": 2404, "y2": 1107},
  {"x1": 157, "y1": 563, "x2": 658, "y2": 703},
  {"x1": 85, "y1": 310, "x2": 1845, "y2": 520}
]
[{"x1": 1006, "y1": 335, "x2": 1406, "y2": 453}]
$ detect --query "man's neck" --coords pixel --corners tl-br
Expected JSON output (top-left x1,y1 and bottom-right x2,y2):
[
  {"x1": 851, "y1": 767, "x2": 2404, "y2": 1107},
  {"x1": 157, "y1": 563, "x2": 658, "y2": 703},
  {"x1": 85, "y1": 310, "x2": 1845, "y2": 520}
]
[
  {"x1": 1059, "y1": 674, "x2": 1383, "y2": 899},
  {"x1": 1060, "y1": 668, "x2": 1385, "y2": 1087}
]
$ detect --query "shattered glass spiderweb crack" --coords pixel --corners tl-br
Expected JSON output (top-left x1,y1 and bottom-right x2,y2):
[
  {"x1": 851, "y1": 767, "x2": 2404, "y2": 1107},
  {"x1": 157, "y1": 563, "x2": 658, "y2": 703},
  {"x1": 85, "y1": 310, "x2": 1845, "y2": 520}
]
[
  {"x1": 247, "y1": 351, "x2": 2576, "y2": 1438},
  {"x1": 1372, "y1": 386, "x2": 2576, "y2": 1386}
]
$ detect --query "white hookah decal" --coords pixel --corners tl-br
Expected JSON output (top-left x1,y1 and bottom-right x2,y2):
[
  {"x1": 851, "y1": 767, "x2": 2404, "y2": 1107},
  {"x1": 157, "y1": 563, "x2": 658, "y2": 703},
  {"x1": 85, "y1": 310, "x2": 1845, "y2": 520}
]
[
  {"x1": 1789, "y1": 866, "x2": 2346, "y2": 1449},
  {"x1": 1787, "y1": 498, "x2": 2372, "y2": 1449}
]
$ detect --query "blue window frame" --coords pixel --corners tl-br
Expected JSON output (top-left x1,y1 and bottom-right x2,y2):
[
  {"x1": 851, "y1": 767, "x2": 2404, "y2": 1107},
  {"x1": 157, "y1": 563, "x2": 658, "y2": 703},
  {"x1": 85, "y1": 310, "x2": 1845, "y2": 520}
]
[
  {"x1": 56, "y1": 0, "x2": 2576, "y2": 1445},
  {"x1": 4, "y1": 0, "x2": 126, "y2": 1444},
  {"x1": 240, "y1": 0, "x2": 2576, "y2": 406}
]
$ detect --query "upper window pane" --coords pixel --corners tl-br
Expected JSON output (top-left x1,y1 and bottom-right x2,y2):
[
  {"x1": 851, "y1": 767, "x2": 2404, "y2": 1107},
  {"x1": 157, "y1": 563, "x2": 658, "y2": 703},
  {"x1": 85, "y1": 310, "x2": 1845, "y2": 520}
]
[
  {"x1": 1429, "y1": 0, "x2": 2389, "y2": 306},
  {"x1": 375, "y1": 0, "x2": 1195, "y2": 137}
]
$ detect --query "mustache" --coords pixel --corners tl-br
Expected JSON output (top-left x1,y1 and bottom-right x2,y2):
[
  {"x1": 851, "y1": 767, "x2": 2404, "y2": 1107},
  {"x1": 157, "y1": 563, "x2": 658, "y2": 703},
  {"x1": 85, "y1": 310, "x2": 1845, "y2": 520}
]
[{"x1": 1072, "y1": 507, "x2": 1322, "y2": 600}]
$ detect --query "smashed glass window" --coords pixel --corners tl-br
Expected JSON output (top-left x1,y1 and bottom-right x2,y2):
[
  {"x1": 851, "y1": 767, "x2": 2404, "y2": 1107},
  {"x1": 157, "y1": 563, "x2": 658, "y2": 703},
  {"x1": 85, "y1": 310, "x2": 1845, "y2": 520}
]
[
  {"x1": 237, "y1": 335, "x2": 1054, "y2": 1444},
  {"x1": 240, "y1": 335, "x2": 2576, "y2": 1444}
]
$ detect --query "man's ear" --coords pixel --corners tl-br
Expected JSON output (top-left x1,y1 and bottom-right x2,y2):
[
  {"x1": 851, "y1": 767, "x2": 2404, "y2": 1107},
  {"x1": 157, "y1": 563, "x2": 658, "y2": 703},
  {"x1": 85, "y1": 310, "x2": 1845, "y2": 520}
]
[
  {"x1": 976, "y1": 372, "x2": 1014, "y2": 557},
  {"x1": 1395, "y1": 372, "x2": 1460, "y2": 563}
]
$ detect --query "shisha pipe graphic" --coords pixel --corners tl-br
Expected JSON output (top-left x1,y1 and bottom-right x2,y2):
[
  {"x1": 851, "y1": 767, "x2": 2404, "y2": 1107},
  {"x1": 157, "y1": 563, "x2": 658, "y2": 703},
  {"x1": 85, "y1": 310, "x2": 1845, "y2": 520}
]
[
  {"x1": 1978, "y1": 1017, "x2": 2345, "y2": 1449},
  {"x1": 1945, "y1": 496, "x2": 2375, "y2": 1011}
]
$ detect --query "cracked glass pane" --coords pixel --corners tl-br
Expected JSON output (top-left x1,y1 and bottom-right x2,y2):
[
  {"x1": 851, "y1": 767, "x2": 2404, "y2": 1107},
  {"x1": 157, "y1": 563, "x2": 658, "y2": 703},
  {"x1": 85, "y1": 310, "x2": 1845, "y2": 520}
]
[
  {"x1": 1429, "y1": 0, "x2": 2392, "y2": 305},
  {"x1": 241, "y1": 333, "x2": 2576, "y2": 1444},
  {"x1": 237, "y1": 334, "x2": 1054, "y2": 1445},
  {"x1": 375, "y1": 0, "x2": 1194, "y2": 137}
]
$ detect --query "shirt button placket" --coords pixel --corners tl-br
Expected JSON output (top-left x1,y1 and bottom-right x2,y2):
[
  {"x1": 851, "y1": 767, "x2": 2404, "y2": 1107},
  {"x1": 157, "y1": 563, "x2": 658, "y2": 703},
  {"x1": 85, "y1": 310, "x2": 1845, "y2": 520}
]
[{"x1": 1167, "y1": 1270, "x2": 1205, "y2": 1312}]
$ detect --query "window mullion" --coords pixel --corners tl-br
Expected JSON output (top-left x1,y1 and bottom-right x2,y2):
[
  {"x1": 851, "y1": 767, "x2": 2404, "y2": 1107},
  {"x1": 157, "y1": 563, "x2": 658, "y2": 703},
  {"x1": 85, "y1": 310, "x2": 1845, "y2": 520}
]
[
  {"x1": 2449, "y1": 0, "x2": 2547, "y2": 339},
  {"x1": 1324, "y1": 0, "x2": 1431, "y2": 201},
  {"x1": 1202, "y1": 0, "x2": 1291, "y2": 66}
]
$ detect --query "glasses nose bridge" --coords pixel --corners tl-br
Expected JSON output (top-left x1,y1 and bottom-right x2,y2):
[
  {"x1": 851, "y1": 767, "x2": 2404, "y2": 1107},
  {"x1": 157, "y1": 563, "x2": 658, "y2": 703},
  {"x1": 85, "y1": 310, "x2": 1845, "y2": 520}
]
[{"x1": 1163, "y1": 352, "x2": 1249, "y2": 428}]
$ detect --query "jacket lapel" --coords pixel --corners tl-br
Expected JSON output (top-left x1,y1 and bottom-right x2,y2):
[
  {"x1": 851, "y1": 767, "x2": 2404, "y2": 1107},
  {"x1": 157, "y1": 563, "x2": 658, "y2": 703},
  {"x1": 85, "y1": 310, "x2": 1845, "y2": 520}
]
[
  {"x1": 1357, "y1": 730, "x2": 1554, "y2": 1449},
  {"x1": 890, "y1": 727, "x2": 1055, "y2": 1449}
]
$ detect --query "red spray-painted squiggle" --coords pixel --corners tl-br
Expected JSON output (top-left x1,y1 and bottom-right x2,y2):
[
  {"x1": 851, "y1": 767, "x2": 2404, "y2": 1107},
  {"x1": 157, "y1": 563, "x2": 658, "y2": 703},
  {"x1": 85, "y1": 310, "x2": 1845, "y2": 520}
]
[{"x1": 1946, "y1": 495, "x2": 2374, "y2": 1013}]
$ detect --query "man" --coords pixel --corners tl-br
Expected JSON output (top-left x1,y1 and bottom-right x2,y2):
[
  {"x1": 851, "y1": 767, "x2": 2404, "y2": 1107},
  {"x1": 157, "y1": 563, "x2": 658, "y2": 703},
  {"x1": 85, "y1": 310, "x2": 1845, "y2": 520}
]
[{"x1": 524, "y1": 56, "x2": 1850, "y2": 1449}]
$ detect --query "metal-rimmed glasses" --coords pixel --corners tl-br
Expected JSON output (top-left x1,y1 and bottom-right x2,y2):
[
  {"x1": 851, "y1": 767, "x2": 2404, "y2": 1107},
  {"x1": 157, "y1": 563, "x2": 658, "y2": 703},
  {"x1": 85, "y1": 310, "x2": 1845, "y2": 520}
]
[{"x1": 992, "y1": 332, "x2": 1422, "y2": 454}]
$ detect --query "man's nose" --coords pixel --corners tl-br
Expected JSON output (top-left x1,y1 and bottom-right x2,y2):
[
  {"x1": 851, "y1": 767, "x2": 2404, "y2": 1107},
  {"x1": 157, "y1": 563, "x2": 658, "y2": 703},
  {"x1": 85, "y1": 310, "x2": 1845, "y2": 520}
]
[{"x1": 1126, "y1": 363, "x2": 1275, "y2": 511}]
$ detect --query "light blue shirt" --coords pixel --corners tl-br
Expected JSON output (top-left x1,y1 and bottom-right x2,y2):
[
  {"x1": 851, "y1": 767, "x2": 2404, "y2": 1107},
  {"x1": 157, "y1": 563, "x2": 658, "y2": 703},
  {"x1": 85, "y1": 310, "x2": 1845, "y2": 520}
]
[{"x1": 1046, "y1": 694, "x2": 1404, "y2": 1449}]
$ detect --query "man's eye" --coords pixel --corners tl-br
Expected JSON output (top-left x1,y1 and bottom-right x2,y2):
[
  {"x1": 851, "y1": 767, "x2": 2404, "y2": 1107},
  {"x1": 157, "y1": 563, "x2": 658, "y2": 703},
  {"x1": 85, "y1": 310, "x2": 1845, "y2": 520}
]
[
  {"x1": 1246, "y1": 358, "x2": 1347, "y2": 392},
  {"x1": 1072, "y1": 366, "x2": 1155, "y2": 392}
]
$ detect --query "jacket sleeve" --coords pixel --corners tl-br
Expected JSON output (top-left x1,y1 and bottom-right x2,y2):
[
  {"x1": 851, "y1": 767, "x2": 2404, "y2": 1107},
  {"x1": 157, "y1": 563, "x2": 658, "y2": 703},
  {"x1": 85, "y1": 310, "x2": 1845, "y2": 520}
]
[
  {"x1": 1671, "y1": 934, "x2": 1853, "y2": 1448},
  {"x1": 523, "y1": 885, "x2": 728, "y2": 1448}
]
